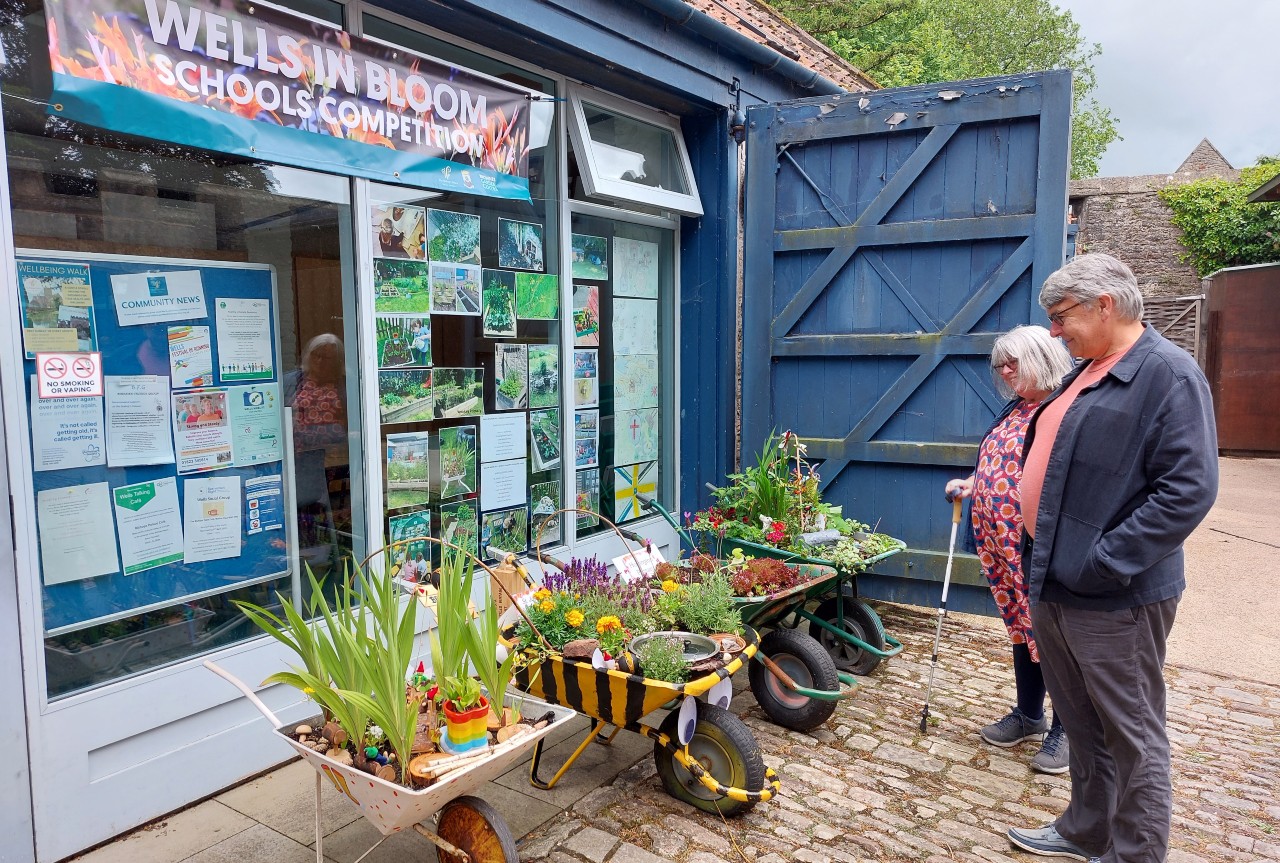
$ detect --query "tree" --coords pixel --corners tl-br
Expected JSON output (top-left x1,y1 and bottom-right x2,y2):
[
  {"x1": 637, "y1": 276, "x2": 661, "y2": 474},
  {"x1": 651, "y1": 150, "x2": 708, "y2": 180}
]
[
  {"x1": 1158, "y1": 160, "x2": 1280, "y2": 278},
  {"x1": 774, "y1": 0, "x2": 1119, "y2": 178}
]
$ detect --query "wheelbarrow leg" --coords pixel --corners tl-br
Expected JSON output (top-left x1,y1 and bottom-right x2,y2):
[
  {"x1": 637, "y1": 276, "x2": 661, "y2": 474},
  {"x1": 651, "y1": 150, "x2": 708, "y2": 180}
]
[
  {"x1": 594, "y1": 724, "x2": 625, "y2": 745},
  {"x1": 529, "y1": 719, "x2": 607, "y2": 790},
  {"x1": 315, "y1": 771, "x2": 324, "y2": 863}
]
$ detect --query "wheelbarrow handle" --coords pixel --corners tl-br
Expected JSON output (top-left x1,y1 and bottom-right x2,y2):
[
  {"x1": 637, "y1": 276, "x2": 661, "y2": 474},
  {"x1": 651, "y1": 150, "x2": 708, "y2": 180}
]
[{"x1": 203, "y1": 659, "x2": 283, "y2": 728}]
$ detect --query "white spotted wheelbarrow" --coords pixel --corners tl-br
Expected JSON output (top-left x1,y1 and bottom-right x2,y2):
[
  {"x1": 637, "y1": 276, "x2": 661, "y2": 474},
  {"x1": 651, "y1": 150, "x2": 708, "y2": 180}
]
[{"x1": 204, "y1": 660, "x2": 576, "y2": 863}]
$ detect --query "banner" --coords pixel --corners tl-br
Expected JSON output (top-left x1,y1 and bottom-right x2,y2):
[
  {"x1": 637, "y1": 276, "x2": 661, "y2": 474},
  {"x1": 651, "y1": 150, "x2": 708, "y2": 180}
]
[{"x1": 46, "y1": 0, "x2": 532, "y2": 199}]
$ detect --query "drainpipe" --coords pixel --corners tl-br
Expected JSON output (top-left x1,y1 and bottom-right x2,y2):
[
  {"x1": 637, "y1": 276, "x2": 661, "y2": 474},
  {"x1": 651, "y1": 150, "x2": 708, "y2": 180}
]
[{"x1": 629, "y1": 0, "x2": 846, "y2": 96}]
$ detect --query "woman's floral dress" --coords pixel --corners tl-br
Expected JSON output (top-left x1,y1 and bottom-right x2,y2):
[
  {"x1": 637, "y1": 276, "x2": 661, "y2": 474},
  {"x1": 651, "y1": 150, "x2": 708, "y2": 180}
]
[{"x1": 971, "y1": 400, "x2": 1041, "y2": 661}]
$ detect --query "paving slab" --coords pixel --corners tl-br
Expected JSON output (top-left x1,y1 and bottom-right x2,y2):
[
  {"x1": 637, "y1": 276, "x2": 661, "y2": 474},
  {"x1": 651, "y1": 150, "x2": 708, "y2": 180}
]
[
  {"x1": 69, "y1": 801, "x2": 255, "y2": 863},
  {"x1": 214, "y1": 759, "x2": 362, "y2": 844}
]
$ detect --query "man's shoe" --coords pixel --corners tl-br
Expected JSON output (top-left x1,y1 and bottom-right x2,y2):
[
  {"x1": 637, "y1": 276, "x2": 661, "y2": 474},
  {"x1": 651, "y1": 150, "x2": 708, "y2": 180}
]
[
  {"x1": 981, "y1": 707, "x2": 1050, "y2": 747},
  {"x1": 1031, "y1": 724, "x2": 1070, "y2": 774},
  {"x1": 1006, "y1": 824, "x2": 1091, "y2": 861}
]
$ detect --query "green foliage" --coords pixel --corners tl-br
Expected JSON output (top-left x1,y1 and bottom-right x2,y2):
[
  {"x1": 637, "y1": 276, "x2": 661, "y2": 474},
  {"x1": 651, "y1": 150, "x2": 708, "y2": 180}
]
[
  {"x1": 773, "y1": 0, "x2": 1119, "y2": 178},
  {"x1": 1158, "y1": 162, "x2": 1280, "y2": 278},
  {"x1": 462, "y1": 571, "x2": 518, "y2": 720},
  {"x1": 431, "y1": 550, "x2": 484, "y2": 711},
  {"x1": 634, "y1": 635, "x2": 689, "y2": 684},
  {"x1": 675, "y1": 570, "x2": 742, "y2": 635}
]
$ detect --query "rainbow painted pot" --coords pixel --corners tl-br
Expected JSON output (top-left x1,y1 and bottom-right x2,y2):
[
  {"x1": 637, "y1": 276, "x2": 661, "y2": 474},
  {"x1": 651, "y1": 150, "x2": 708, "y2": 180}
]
[{"x1": 439, "y1": 696, "x2": 490, "y2": 755}]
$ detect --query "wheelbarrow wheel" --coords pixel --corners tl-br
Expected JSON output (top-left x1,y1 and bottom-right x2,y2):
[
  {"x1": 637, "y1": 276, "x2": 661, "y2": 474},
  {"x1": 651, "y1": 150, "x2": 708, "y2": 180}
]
[
  {"x1": 653, "y1": 702, "x2": 765, "y2": 817},
  {"x1": 810, "y1": 594, "x2": 887, "y2": 676},
  {"x1": 748, "y1": 628, "x2": 838, "y2": 731},
  {"x1": 433, "y1": 795, "x2": 518, "y2": 863}
]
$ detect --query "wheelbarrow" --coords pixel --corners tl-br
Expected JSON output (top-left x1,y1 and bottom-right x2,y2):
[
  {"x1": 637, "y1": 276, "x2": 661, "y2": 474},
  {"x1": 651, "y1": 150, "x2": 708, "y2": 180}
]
[
  {"x1": 641, "y1": 495, "x2": 906, "y2": 676},
  {"x1": 204, "y1": 660, "x2": 577, "y2": 863}
]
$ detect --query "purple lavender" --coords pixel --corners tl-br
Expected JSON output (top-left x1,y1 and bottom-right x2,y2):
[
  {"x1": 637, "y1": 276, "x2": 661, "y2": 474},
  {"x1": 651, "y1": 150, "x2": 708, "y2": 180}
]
[{"x1": 545, "y1": 556, "x2": 654, "y2": 613}]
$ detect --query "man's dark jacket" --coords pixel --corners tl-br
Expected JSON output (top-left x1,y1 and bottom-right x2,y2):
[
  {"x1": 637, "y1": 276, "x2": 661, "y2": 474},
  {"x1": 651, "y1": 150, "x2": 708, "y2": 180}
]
[{"x1": 1024, "y1": 325, "x2": 1218, "y2": 611}]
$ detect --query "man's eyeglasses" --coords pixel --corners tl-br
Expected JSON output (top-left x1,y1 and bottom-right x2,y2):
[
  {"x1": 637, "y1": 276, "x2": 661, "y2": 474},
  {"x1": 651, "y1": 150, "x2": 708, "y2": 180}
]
[
  {"x1": 1047, "y1": 300, "x2": 1084, "y2": 326},
  {"x1": 992, "y1": 359, "x2": 1019, "y2": 372}
]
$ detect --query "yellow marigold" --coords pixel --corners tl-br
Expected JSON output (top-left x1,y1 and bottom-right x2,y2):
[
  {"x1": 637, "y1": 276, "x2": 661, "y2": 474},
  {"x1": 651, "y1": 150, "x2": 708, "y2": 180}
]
[
  {"x1": 565, "y1": 609, "x2": 585, "y2": 627},
  {"x1": 534, "y1": 588, "x2": 551, "y2": 601},
  {"x1": 660, "y1": 579, "x2": 680, "y2": 593},
  {"x1": 596, "y1": 615, "x2": 622, "y2": 634},
  {"x1": 538, "y1": 599, "x2": 555, "y2": 613}
]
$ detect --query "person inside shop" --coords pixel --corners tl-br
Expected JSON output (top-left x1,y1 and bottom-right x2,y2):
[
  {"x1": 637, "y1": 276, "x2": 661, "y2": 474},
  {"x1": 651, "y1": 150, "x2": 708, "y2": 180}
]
[
  {"x1": 945, "y1": 326, "x2": 1074, "y2": 774},
  {"x1": 284, "y1": 334, "x2": 349, "y2": 564}
]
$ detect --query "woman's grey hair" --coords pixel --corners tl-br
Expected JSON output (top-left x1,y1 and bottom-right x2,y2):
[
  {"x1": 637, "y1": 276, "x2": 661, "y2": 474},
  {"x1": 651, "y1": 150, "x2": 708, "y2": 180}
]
[
  {"x1": 991, "y1": 325, "x2": 1074, "y2": 399},
  {"x1": 301, "y1": 333, "x2": 342, "y2": 374},
  {"x1": 1038, "y1": 253, "x2": 1144, "y2": 322}
]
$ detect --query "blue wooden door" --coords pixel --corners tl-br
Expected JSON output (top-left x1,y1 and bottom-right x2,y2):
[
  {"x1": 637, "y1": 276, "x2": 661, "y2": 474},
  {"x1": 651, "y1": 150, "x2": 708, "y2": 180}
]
[{"x1": 742, "y1": 72, "x2": 1072, "y2": 613}]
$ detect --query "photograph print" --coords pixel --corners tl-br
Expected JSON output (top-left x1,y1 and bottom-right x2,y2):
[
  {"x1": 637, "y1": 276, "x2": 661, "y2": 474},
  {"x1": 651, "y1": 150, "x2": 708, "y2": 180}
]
[
  {"x1": 433, "y1": 367, "x2": 484, "y2": 418},
  {"x1": 481, "y1": 269, "x2": 518, "y2": 337},
  {"x1": 438, "y1": 424, "x2": 478, "y2": 499},
  {"x1": 431, "y1": 263, "x2": 481, "y2": 315},
  {"x1": 388, "y1": 509, "x2": 432, "y2": 582},
  {"x1": 376, "y1": 315, "x2": 430, "y2": 368},
  {"x1": 574, "y1": 408, "x2": 599, "y2": 468},
  {"x1": 497, "y1": 219, "x2": 545, "y2": 271},
  {"x1": 372, "y1": 202, "x2": 426, "y2": 260},
  {"x1": 427, "y1": 208, "x2": 482, "y2": 265},
  {"x1": 481, "y1": 506, "x2": 528, "y2": 560},
  {"x1": 570, "y1": 233, "x2": 608, "y2": 280},
  {"x1": 515, "y1": 273, "x2": 559, "y2": 320},
  {"x1": 572, "y1": 283, "x2": 599, "y2": 346},
  {"x1": 374, "y1": 257, "x2": 432, "y2": 313},
  {"x1": 494, "y1": 343, "x2": 528, "y2": 411},
  {"x1": 529, "y1": 408, "x2": 561, "y2": 472},
  {"x1": 379, "y1": 369, "x2": 433, "y2": 425},
  {"x1": 529, "y1": 479, "x2": 561, "y2": 549},
  {"x1": 527, "y1": 344, "x2": 560, "y2": 409},
  {"x1": 385, "y1": 432, "x2": 431, "y2": 510},
  {"x1": 576, "y1": 468, "x2": 600, "y2": 529},
  {"x1": 440, "y1": 500, "x2": 479, "y2": 558},
  {"x1": 573, "y1": 349, "x2": 598, "y2": 408}
]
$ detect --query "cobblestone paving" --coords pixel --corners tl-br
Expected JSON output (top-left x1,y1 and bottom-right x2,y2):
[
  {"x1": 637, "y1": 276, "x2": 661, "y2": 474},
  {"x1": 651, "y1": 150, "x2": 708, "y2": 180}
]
[{"x1": 518, "y1": 604, "x2": 1280, "y2": 863}]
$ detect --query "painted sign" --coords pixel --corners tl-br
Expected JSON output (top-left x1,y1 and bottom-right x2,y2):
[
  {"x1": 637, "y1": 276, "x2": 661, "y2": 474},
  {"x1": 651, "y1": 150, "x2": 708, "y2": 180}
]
[
  {"x1": 46, "y1": 0, "x2": 533, "y2": 199},
  {"x1": 37, "y1": 351, "x2": 104, "y2": 399}
]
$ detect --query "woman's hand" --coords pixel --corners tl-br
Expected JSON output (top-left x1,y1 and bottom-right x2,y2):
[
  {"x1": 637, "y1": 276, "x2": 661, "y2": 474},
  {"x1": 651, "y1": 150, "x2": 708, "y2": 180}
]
[{"x1": 944, "y1": 476, "x2": 975, "y2": 500}]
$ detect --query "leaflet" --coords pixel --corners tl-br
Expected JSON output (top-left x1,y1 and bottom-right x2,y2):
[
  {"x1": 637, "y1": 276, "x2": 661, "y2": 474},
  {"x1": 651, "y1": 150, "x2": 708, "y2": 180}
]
[
  {"x1": 172, "y1": 388, "x2": 234, "y2": 473},
  {"x1": 228, "y1": 383, "x2": 283, "y2": 466},
  {"x1": 105, "y1": 375, "x2": 175, "y2": 467},
  {"x1": 168, "y1": 325, "x2": 214, "y2": 387},
  {"x1": 36, "y1": 482, "x2": 119, "y2": 583},
  {"x1": 183, "y1": 476, "x2": 243, "y2": 563},
  {"x1": 215, "y1": 297, "x2": 274, "y2": 381},
  {"x1": 112, "y1": 477, "x2": 184, "y2": 575},
  {"x1": 110, "y1": 270, "x2": 207, "y2": 326},
  {"x1": 244, "y1": 474, "x2": 284, "y2": 535},
  {"x1": 29, "y1": 375, "x2": 105, "y2": 471}
]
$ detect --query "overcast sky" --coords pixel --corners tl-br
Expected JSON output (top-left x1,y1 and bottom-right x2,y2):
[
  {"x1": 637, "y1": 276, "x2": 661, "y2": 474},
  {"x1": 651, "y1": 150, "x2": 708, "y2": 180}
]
[{"x1": 1054, "y1": 0, "x2": 1280, "y2": 177}]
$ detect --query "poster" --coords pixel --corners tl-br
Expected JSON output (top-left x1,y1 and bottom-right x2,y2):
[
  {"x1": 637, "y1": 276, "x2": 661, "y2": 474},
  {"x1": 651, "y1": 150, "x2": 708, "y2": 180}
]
[
  {"x1": 37, "y1": 351, "x2": 103, "y2": 399},
  {"x1": 371, "y1": 202, "x2": 426, "y2": 260},
  {"x1": 494, "y1": 343, "x2": 528, "y2": 410},
  {"x1": 438, "y1": 425, "x2": 478, "y2": 499},
  {"x1": 481, "y1": 506, "x2": 528, "y2": 560},
  {"x1": 440, "y1": 501, "x2": 479, "y2": 558},
  {"x1": 244, "y1": 474, "x2": 284, "y2": 535},
  {"x1": 215, "y1": 298, "x2": 274, "y2": 381},
  {"x1": 113, "y1": 477, "x2": 184, "y2": 575},
  {"x1": 480, "y1": 458, "x2": 527, "y2": 511},
  {"x1": 527, "y1": 344, "x2": 559, "y2": 409},
  {"x1": 172, "y1": 388, "x2": 234, "y2": 473},
  {"x1": 571, "y1": 234, "x2": 609, "y2": 280},
  {"x1": 105, "y1": 375, "x2": 175, "y2": 467},
  {"x1": 616, "y1": 408, "x2": 660, "y2": 465},
  {"x1": 389, "y1": 510, "x2": 432, "y2": 582},
  {"x1": 614, "y1": 461, "x2": 657, "y2": 523},
  {"x1": 379, "y1": 369, "x2": 434, "y2": 424},
  {"x1": 110, "y1": 269, "x2": 207, "y2": 326},
  {"x1": 480, "y1": 412, "x2": 527, "y2": 462},
  {"x1": 498, "y1": 219, "x2": 545, "y2": 270},
  {"x1": 374, "y1": 258, "x2": 432, "y2": 313},
  {"x1": 36, "y1": 482, "x2": 119, "y2": 583},
  {"x1": 376, "y1": 315, "x2": 431, "y2": 367},
  {"x1": 529, "y1": 408, "x2": 561, "y2": 472},
  {"x1": 481, "y1": 270, "x2": 517, "y2": 338},
  {"x1": 613, "y1": 237, "x2": 660, "y2": 298},
  {"x1": 168, "y1": 325, "x2": 214, "y2": 387},
  {"x1": 573, "y1": 349, "x2": 598, "y2": 408},
  {"x1": 29, "y1": 375, "x2": 105, "y2": 471},
  {"x1": 529, "y1": 480, "x2": 561, "y2": 549},
  {"x1": 515, "y1": 273, "x2": 559, "y2": 320},
  {"x1": 427, "y1": 209, "x2": 482, "y2": 265},
  {"x1": 615, "y1": 354, "x2": 660, "y2": 410},
  {"x1": 183, "y1": 476, "x2": 243, "y2": 563},
  {"x1": 386, "y1": 432, "x2": 431, "y2": 510},
  {"x1": 614, "y1": 299, "x2": 658, "y2": 355},
  {"x1": 574, "y1": 409, "x2": 599, "y2": 468},
  {"x1": 576, "y1": 469, "x2": 601, "y2": 529},
  {"x1": 433, "y1": 368, "x2": 483, "y2": 418},
  {"x1": 228, "y1": 383, "x2": 283, "y2": 466},
  {"x1": 572, "y1": 284, "x2": 599, "y2": 346},
  {"x1": 17, "y1": 260, "x2": 95, "y2": 358}
]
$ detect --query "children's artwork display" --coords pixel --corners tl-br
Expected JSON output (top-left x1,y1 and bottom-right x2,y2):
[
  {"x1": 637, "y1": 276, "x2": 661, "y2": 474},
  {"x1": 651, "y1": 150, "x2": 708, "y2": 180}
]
[
  {"x1": 372, "y1": 202, "x2": 426, "y2": 260},
  {"x1": 576, "y1": 469, "x2": 601, "y2": 529},
  {"x1": 376, "y1": 315, "x2": 431, "y2": 368},
  {"x1": 480, "y1": 269, "x2": 517, "y2": 337},
  {"x1": 571, "y1": 283, "x2": 599, "y2": 346},
  {"x1": 570, "y1": 233, "x2": 608, "y2": 280},
  {"x1": 614, "y1": 354, "x2": 660, "y2": 410},
  {"x1": 433, "y1": 368, "x2": 483, "y2": 418},
  {"x1": 16, "y1": 260, "x2": 96, "y2": 357},
  {"x1": 529, "y1": 479, "x2": 561, "y2": 548},
  {"x1": 385, "y1": 432, "x2": 431, "y2": 510},
  {"x1": 573, "y1": 349, "x2": 598, "y2": 408},
  {"x1": 613, "y1": 461, "x2": 657, "y2": 523},
  {"x1": 427, "y1": 209, "x2": 482, "y2": 265},
  {"x1": 615, "y1": 407, "x2": 659, "y2": 465},
  {"x1": 430, "y1": 263, "x2": 481, "y2": 315},
  {"x1": 389, "y1": 509, "x2": 432, "y2": 583},
  {"x1": 515, "y1": 273, "x2": 559, "y2": 320},
  {"x1": 497, "y1": 219, "x2": 545, "y2": 271},
  {"x1": 481, "y1": 506, "x2": 528, "y2": 560},
  {"x1": 527, "y1": 344, "x2": 559, "y2": 408},
  {"x1": 374, "y1": 258, "x2": 432, "y2": 313},
  {"x1": 378, "y1": 369, "x2": 433, "y2": 424},
  {"x1": 440, "y1": 500, "x2": 479, "y2": 558},
  {"x1": 574, "y1": 409, "x2": 599, "y2": 468},
  {"x1": 614, "y1": 298, "x2": 658, "y2": 355},
  {"x1": 529, "y1": 408, "x2": 561, "y2": 471},
  {"x1": 438, "y1": 424, "x2": 478, "y2": 499},
  {"x1": 493, "y1": 343, "x2": 528, "y2": 411},
  {"x1": 613, "y1": 237, "x2": 660, "y2": 298}
]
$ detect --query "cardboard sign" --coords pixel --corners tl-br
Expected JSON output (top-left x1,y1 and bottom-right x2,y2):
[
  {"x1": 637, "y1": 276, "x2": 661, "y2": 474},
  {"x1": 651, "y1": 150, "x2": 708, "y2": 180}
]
[{"x1": 37, "y1": 351, "x2": 103, "y2": 399}]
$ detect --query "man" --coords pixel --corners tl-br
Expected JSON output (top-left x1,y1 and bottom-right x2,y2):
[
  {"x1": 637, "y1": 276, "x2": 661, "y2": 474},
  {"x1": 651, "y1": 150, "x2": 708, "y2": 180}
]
[{"x1": 1008, "y1": 253, "x2": 1218, "y2": 863}]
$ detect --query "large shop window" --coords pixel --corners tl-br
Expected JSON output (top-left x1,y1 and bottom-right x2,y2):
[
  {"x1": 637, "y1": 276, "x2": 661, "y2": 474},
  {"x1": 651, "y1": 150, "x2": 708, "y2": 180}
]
[{"x1": 3, "y1": 0, "x2": 365, "y2": 697}]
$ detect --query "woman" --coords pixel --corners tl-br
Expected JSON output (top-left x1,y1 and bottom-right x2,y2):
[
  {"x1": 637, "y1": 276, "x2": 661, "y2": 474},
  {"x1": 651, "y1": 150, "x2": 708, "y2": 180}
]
[
  {"x1": 285, "y1": 335, "x2": 349, "y2": 559},
  {"x1": 945, "y1": 325, "x2": 1073, "y2": 774}
]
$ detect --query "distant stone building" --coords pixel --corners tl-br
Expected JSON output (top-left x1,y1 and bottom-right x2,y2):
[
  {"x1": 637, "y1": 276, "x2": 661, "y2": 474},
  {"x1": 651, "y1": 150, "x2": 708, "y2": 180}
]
[{"x1": 1069, "y1": 139, "x2": 1238, "y2": 298}]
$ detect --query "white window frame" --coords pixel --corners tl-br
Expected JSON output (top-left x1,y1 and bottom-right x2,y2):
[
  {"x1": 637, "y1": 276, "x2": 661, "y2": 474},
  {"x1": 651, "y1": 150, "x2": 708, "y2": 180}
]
[{"x1": 566, "y1": 84, "x2": 704, "y2": 217}]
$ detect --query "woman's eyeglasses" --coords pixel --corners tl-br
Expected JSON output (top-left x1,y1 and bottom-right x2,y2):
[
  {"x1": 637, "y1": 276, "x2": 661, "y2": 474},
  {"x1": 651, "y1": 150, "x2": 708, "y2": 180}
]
[{"x1": 992, "y1": 359, "x2": 1019, "y2": 372}]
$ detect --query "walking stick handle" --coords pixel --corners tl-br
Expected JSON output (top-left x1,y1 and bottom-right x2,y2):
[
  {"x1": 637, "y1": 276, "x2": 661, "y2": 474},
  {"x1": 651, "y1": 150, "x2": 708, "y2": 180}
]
[{"x1": 951, "y1": 496, "x2": 963, "y2": 525}]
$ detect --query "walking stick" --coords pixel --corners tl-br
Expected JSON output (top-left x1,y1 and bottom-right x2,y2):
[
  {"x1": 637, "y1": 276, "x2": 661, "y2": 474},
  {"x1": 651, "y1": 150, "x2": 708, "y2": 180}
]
[{"x1": 920, "y1": 492, "x2": 965, "y2": 734}]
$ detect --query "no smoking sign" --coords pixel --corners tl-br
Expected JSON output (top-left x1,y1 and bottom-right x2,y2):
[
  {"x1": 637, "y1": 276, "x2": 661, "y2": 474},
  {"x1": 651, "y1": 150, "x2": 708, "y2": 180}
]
[{"x1": 37, "y1": 351, "x2": 103, "y2": 399}]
